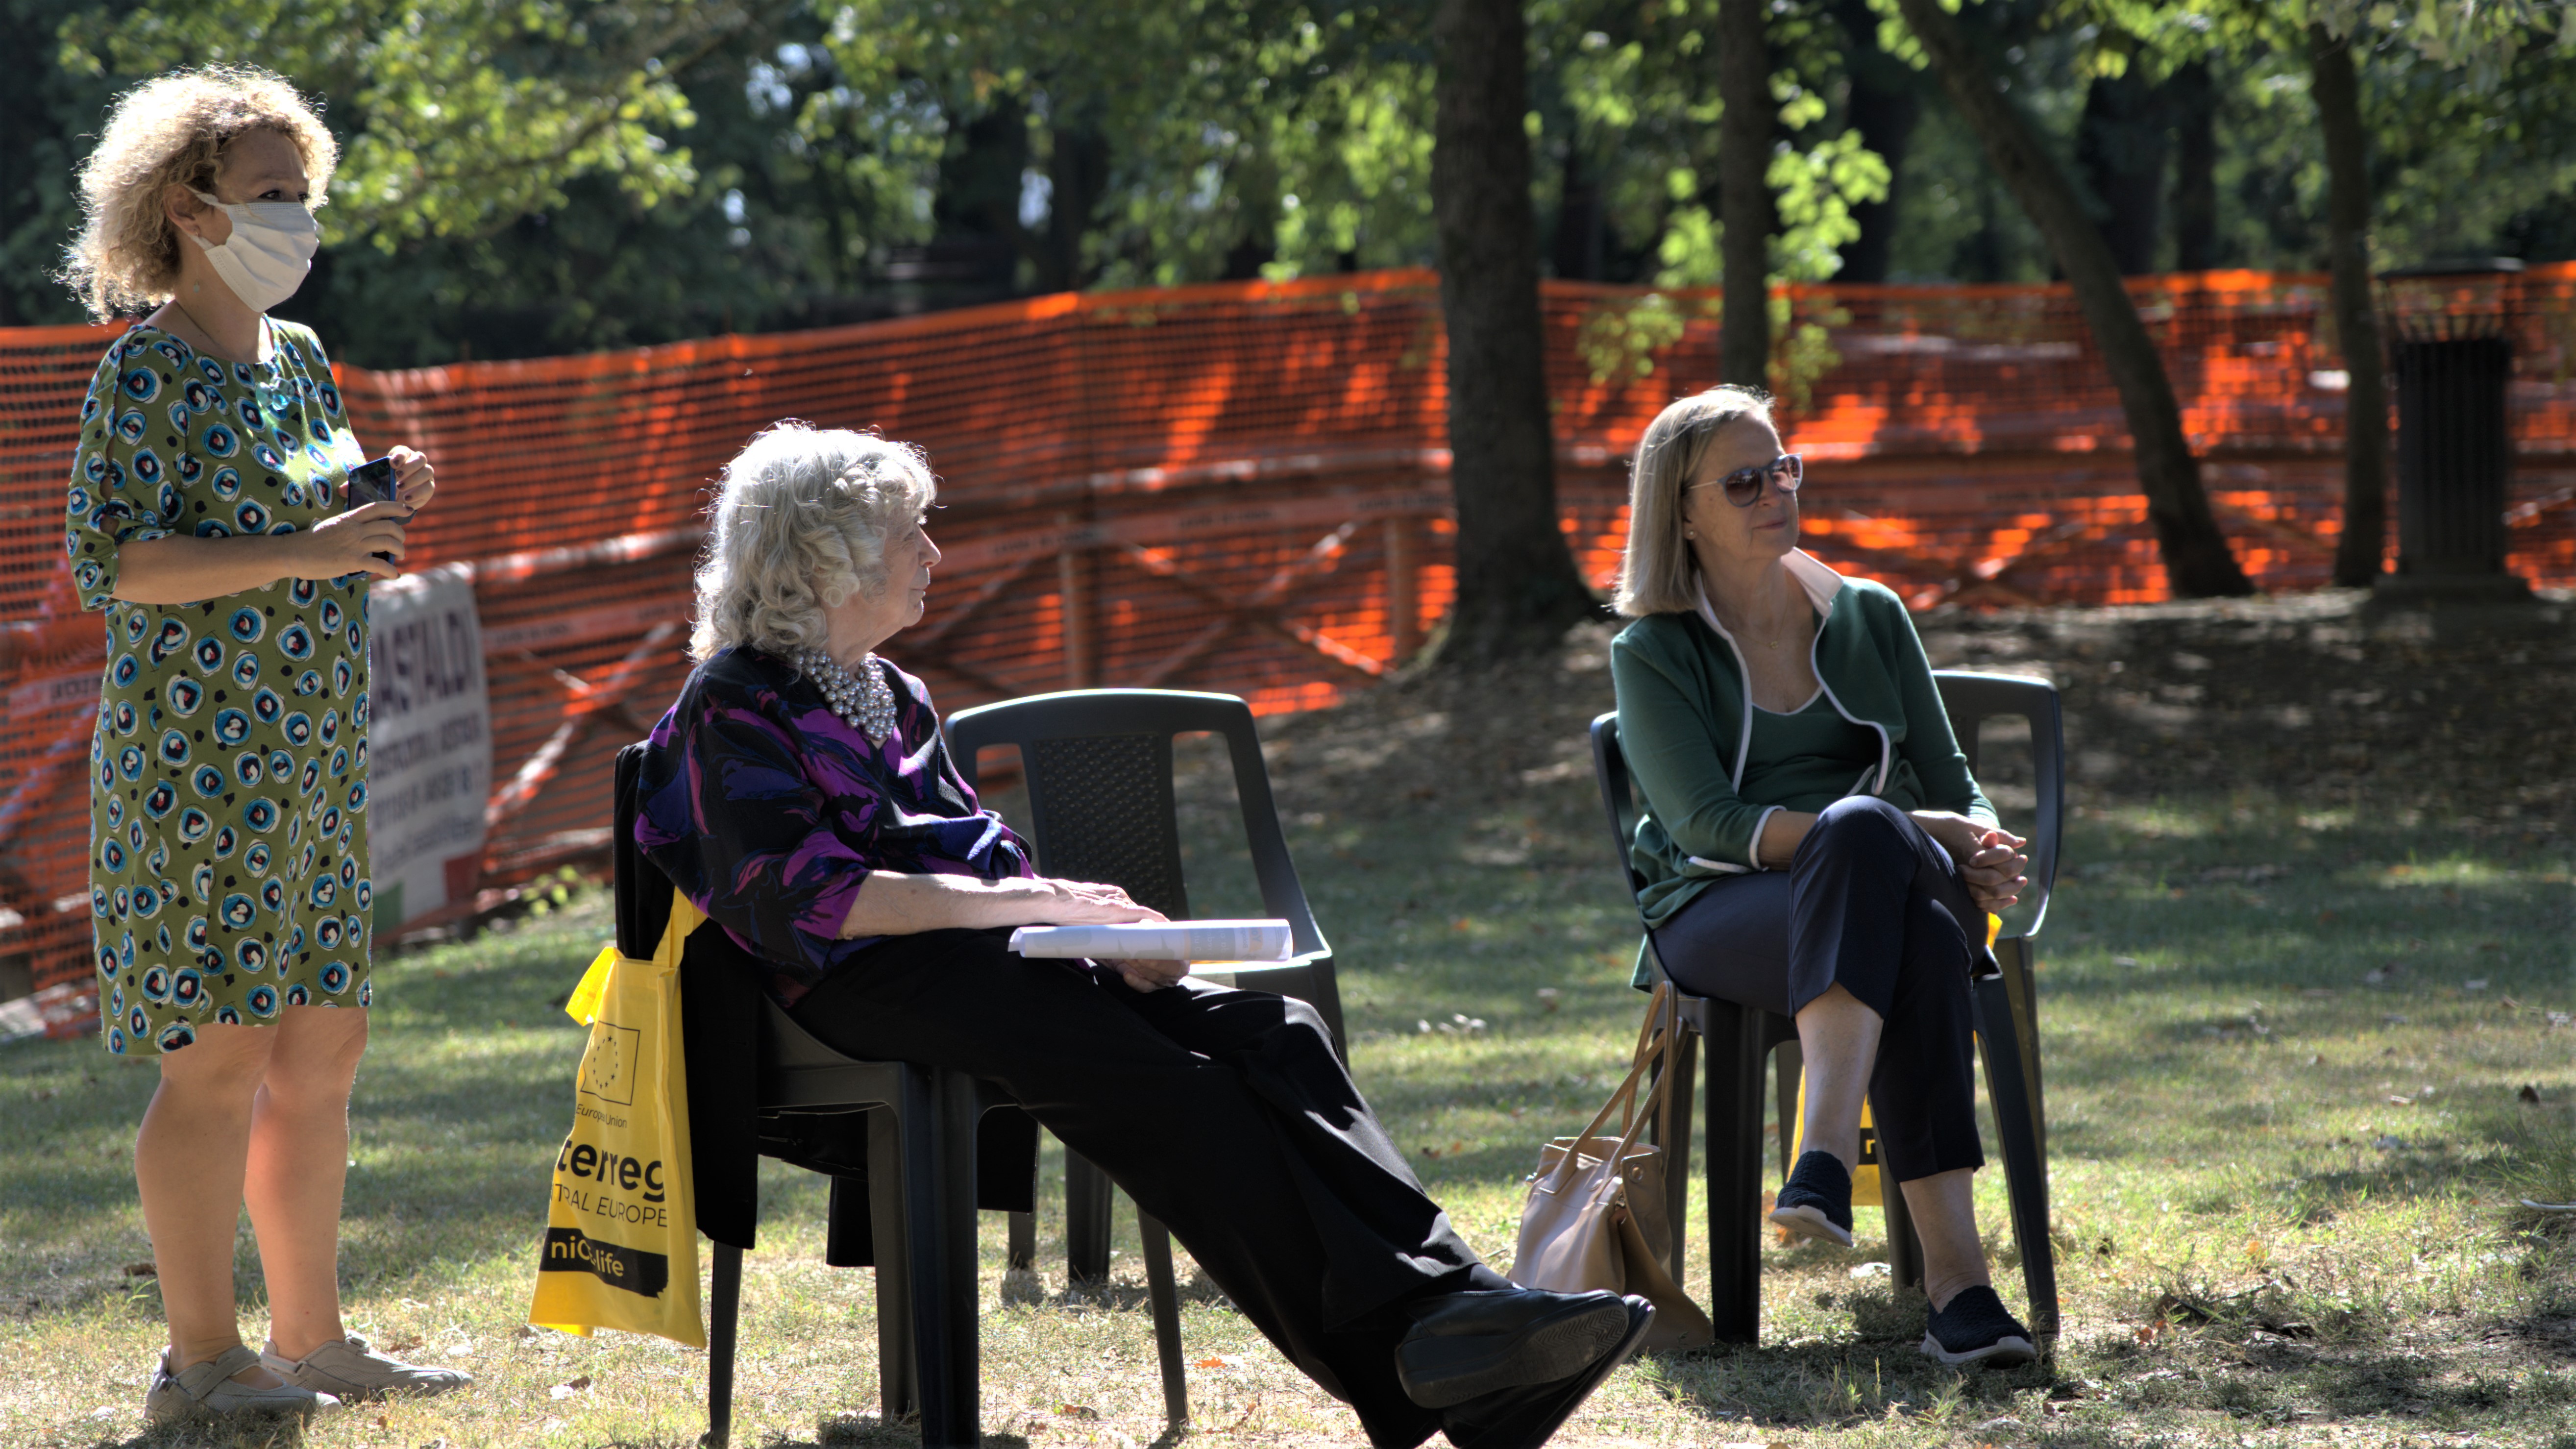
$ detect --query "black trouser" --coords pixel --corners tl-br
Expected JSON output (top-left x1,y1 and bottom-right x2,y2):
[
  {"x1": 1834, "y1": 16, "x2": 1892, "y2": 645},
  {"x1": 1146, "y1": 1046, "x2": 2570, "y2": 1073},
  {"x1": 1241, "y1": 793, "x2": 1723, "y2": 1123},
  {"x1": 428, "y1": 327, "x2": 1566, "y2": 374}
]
[
  {"x1": 1651, "y1": 795, "x2": 1986, "y2": 1184},
  {"x1": 788, "y1": 928, "x2": 1504, "y2": 1449}
]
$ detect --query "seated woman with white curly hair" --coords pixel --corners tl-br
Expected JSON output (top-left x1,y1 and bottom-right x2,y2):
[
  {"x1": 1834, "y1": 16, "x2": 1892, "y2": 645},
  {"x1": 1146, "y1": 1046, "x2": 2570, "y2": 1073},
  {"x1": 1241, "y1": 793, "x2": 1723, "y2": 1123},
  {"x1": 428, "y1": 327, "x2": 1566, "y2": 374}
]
[{"x1": 631, "y1": 422, "x2": 1653, "y2": 1449}]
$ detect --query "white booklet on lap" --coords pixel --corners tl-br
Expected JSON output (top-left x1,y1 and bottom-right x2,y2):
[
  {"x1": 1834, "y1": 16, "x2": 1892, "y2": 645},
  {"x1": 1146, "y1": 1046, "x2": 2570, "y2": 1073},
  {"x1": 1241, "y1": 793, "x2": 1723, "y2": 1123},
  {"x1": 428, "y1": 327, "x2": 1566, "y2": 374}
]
[{"x1": 1007, "y1": 919, "x2": 1295, "y2": 962}]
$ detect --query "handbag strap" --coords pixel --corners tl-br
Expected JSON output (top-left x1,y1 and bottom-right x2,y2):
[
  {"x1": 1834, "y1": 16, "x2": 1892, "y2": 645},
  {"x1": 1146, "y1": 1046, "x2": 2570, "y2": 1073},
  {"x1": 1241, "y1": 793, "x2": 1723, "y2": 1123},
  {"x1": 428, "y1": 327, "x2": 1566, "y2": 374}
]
[{"x1": 1539, "y1": 982, "x2": 1683, "y2": 1194}]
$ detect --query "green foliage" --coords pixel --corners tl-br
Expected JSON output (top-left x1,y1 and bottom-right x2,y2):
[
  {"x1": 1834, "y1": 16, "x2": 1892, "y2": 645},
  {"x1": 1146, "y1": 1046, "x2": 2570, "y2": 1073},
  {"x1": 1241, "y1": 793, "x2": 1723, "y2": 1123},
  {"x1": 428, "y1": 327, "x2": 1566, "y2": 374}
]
[
  {"x1": 57, "y1": 0, "x2": 738, "y2": 248},
  {"x1": 8, "y1": 0, "x2": 2576, "y2": 358}
]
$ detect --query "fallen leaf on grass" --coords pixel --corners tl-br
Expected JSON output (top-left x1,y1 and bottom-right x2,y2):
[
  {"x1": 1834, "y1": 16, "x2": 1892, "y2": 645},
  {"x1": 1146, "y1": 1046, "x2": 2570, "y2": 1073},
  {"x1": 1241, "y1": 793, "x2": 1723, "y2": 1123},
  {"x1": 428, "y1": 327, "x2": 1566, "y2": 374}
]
[
  {"x1": 2388, "y1": 1095, "x2": 2416, "y2": 1105},
  {"x1": 1055, "y1": 1403, "x2": 1099, "y2": 1419},
  {"x1": 548, "y1": 1375, "x2": 591, "y2": 1400},
  {"x1": 1193, "y1": 1354, "x2": 1238, "y2": 1370},
  {"x1": 2521, "y1": 1084, "x2": 2543, "y2": 1104},
  {"x1": 379, "y1": 1335, "x2": 422, "y2": 1354},
  {"x1": 122, "y1": 1261, "x2": 155, "y2": 1277}
]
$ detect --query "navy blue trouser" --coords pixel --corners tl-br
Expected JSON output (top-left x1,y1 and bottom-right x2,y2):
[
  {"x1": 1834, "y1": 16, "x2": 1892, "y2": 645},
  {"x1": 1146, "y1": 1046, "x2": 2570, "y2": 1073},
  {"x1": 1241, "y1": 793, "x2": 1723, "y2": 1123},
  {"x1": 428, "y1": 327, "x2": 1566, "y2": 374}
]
[{"x1": 1651, "y1": 795, "x2": 1987, "y2": 1183}]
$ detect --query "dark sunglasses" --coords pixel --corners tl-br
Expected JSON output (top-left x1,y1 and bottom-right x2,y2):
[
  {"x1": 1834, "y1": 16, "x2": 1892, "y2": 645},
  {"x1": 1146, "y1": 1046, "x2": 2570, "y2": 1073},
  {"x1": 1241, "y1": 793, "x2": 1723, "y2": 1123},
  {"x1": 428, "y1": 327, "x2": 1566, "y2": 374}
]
[{"x1": 1690, "y1": 453, "x2": 1803, "y2": 507}]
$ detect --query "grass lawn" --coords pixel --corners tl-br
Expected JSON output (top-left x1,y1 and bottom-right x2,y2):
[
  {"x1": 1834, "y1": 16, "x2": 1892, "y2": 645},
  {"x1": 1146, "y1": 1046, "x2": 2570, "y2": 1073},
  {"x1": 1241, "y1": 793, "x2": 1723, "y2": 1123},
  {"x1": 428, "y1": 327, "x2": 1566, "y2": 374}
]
[{"x1": 7, "y1": 610, "x2": 2576, "y2": 1448}]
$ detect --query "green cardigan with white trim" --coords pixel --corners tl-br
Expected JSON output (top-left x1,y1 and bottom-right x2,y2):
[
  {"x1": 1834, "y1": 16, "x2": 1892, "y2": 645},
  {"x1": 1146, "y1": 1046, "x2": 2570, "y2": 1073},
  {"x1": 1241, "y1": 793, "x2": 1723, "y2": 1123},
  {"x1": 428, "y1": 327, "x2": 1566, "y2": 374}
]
[{"x1": 1609, "y1": 550, "x2": 1995, "y2": 936}]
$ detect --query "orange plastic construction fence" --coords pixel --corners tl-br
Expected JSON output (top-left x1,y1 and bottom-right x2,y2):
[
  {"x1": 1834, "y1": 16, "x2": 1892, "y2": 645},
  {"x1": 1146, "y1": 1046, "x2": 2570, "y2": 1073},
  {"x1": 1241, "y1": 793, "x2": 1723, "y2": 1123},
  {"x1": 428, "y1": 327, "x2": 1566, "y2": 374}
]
[{"x1": 3, "y1": 265, "x2": 2574, "y2": 995}]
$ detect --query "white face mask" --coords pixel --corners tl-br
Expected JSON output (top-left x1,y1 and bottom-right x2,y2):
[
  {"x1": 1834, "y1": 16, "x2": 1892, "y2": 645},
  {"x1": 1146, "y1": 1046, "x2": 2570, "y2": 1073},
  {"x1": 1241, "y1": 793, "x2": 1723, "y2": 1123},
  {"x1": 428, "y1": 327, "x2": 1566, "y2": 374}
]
[{"x1": 187, "y1": 190, "x2": 321, "y2": 313}]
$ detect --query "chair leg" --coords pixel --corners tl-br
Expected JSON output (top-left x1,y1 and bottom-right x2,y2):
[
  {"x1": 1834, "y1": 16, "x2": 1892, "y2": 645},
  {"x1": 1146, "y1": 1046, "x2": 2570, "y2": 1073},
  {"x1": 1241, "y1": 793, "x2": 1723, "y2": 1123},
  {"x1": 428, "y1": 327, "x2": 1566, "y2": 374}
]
[
  {"x1": 905, "y1": 1068, "x2": 981, "y2": 1449},
  {"x1": 1650, "y1": 1026, "x2": 1698, "y2": 1286},
  {"x1": 1705, "y1": 999, "x2": 1768, "y2": 1345},
  {"x1": 1066, "y1": 1149, "x2": 1115, "y2": 1285},
  {"x1": 1008, "y1": 1211, "x2": 1036, "y2": 1272},
  {"x1": 868, "y1": 1106, "x2": 916, "y2": 1423},
  {"x1": 1881, "y1": 1168, "x2": 1923, "y2": 1288},
  {"x1": 1973, "y1": 975, "x2": 2059, "y2": 1346},
  {"x1": 706, "y1": 1240, "x2": 741, "y2": 1449},
  {"x1": 1137, "y1": 1212, "x2": 1189, "y2": 1425},
  {"x1": 1773, "y1": 1041, "x2": 1803, "y2": 1181}
]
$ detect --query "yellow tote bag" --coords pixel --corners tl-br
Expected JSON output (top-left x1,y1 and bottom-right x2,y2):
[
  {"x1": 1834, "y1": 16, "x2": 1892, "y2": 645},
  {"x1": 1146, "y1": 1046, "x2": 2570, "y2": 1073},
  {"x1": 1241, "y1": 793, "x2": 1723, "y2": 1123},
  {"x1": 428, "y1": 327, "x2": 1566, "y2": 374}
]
[{"x1": 528, "y1": 889, "x2": 708, "y2": 1347}]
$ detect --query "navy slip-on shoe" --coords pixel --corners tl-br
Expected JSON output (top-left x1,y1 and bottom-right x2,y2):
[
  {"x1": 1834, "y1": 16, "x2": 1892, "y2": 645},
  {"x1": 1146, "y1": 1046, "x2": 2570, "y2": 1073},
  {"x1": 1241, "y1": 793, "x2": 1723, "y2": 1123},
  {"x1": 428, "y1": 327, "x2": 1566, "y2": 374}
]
[
  {"x1": 1436, "y1": 1294, "x2": 1655, "y2": 1449},
  {"x1": 1394, "y1": 1287, "x2": 1638, "y2": 1410},
  {"x1": 1920, "y1": 1283, "x2": 2038, "y2": 1367},
  {"x1": 1768, "y1": 1149, "x2": 1856, "y2": 1248}
]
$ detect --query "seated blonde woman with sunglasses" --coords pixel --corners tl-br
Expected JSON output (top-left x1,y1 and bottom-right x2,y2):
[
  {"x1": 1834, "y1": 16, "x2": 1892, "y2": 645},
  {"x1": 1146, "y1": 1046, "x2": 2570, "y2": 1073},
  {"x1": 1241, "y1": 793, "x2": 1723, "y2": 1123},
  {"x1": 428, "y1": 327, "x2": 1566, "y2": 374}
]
[{"x1": 1607, "y1": 386, "x2": 2038, "y2": 1367}]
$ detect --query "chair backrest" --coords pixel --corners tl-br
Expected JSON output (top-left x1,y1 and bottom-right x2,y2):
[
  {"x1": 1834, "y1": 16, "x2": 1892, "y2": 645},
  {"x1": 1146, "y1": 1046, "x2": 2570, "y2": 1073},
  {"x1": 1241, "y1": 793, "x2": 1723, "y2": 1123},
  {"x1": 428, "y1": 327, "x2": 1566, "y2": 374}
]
[
  {"x1": 613, "y1": 742, "x2": 674, "y2": 959},
  {"x1": 943, "y1": 688, "x2": 1328, "y2": 959},
  {"x1": 1587, "y1": 669, "x2": 2064, "y2": 941},
  {"x1": 1930, "y1": 671, "x2": 2064, "y2": 938}
]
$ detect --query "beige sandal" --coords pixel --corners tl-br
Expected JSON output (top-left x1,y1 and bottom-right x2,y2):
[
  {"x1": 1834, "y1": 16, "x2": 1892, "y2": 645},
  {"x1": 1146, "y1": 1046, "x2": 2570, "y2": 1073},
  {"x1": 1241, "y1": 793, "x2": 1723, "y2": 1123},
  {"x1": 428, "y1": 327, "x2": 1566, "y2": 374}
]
[{"x1": 144, "y1": 1345, "x2": 342, "y2": 1424}]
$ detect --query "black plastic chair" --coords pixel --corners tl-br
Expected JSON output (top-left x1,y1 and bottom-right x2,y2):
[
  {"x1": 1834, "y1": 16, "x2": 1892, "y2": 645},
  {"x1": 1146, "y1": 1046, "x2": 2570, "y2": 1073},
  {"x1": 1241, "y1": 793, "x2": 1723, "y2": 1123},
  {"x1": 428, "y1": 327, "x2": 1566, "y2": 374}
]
[
  {"x1": 609, "y1": 743, "x2": 1185, "y2": 1449},
  {"x1": 944, "y1": 687, "x2": 1344, "y2": 1412},
  {"x1": 1587, "y1": 670, "x2": 2061, "y2": 1347}
]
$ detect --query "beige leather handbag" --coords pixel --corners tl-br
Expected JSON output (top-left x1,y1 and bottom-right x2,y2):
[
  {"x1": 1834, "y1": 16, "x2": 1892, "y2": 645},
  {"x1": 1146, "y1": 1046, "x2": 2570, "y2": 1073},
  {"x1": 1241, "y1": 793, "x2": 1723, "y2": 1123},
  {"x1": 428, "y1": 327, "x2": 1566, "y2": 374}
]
[{"x1": 1506, "y1": 982, "x2": 1716, "y2": 1352}]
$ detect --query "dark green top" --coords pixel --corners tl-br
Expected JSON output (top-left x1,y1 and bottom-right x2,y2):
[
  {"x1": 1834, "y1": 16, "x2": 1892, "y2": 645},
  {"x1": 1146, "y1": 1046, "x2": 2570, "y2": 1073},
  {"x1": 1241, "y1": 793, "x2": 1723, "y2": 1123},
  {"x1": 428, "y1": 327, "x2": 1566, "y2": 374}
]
[
  {"x1": 1742, "y1": 690, "x2": 1885, "y2": 811},
  {"x1": 1610, "y1": 552, "x2": 1994, "y2": 940}
]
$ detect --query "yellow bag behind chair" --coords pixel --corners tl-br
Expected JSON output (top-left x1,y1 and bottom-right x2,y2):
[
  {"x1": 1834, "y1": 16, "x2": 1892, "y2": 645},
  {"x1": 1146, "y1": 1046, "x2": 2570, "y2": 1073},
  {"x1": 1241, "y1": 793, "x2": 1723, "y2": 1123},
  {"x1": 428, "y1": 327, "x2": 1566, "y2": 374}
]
[{"x1": 528, "y1": 889, "x2": 707, "y2": 1347}]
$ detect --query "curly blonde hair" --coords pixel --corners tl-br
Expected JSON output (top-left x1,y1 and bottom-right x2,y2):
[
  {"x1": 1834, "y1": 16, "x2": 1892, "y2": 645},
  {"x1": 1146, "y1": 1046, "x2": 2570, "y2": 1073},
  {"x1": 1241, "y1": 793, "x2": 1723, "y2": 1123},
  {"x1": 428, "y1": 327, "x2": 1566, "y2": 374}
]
[
  {"x1": 59, "y1": 66, "x2": 338, "y2": 321},
  {"x1": 692, "y1": 423, "x2": 941, "y2": 662},
  {"x1": 1613, "y1": 385, "x2": 1776, "y2": 616}
]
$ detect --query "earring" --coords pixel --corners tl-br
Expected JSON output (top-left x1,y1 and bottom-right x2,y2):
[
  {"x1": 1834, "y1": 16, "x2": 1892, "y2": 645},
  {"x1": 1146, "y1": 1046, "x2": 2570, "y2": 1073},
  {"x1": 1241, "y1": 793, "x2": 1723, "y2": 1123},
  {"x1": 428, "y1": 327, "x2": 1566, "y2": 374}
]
[{"x1": 1684, "y1": 528, "x2": 1696, "y2": 539}]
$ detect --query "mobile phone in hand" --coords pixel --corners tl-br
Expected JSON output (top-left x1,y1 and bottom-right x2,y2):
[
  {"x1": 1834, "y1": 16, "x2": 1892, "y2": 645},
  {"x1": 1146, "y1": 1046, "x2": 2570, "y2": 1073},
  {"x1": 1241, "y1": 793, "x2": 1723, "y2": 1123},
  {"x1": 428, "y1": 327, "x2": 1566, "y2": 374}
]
[
  {"x1": 345, "y1": 456, "x2": 399, "y2": 510},
  {"x1": 344, "y1": 456, "x2": 400, "y2": 565}
]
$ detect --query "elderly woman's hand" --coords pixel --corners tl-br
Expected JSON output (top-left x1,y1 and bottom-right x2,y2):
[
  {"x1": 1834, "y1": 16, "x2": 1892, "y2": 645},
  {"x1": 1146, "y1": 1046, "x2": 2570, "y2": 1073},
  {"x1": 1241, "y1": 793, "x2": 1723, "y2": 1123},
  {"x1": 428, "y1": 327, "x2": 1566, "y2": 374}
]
[
  {"x1": 1105, "y1": 958, "x2": 1189, "y2": 992},
  {"x1": 1035, "y1": 877, "x2": 1169, "y2": 926}
]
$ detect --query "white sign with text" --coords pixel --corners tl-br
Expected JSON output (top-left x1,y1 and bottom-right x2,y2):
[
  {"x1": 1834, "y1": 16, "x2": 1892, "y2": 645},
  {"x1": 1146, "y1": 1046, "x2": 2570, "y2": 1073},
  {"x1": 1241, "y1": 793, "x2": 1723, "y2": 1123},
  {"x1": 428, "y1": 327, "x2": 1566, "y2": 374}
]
[{"x1": 367, "y1": 564, "x2": 492, "y2": 929}]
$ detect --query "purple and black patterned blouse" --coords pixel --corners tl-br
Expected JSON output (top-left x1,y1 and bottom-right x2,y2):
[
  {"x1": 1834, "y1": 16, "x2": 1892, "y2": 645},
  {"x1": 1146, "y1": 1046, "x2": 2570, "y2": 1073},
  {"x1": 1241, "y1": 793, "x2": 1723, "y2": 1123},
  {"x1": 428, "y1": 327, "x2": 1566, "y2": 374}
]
[{"x1": 632, "y1": 645, "x2": 1033, "y2": 1004}]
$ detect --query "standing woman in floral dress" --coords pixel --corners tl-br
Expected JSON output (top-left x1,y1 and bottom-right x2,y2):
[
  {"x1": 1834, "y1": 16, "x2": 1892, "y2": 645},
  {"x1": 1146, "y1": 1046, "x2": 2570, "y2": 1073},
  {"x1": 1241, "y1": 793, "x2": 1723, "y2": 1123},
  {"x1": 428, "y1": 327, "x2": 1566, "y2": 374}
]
[{"x1": 59, "y1": 66, "x2": 467, "y2": 1424}]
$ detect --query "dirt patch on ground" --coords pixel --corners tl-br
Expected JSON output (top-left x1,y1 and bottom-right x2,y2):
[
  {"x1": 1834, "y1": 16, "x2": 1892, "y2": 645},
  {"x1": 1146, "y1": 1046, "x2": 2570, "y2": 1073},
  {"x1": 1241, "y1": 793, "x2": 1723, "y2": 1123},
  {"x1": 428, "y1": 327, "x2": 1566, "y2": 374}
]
[{"x1": 1255, "y1": 589, "x2": 2576, "y2": 838}]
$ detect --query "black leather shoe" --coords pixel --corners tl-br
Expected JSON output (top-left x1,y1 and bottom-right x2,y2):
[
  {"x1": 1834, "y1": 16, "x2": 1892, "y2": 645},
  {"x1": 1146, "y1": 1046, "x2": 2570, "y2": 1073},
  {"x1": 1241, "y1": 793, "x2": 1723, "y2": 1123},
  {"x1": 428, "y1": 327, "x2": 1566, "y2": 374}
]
[
  {"x1": 1394, "y1": 1287, "x2": 1637, "y2": 1410},
  {"x1": 1435, "y1": 1294, "x2": 1654, "y2": 1449}
]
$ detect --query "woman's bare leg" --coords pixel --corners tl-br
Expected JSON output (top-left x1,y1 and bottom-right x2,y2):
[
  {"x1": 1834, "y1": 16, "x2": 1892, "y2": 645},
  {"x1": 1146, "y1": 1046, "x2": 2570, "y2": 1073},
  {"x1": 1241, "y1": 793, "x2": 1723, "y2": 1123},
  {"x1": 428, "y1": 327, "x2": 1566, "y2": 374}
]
[
  {"x1": 136, "y1": 1024, "x2": 283, "y2": 1384},
  {"x1": 1792, "y1": 983, "x2": 1881, "y2": 1169},
  {"x1": 245, "y1": 1006, "x2": 368, "y2": 1360},
  {"x1": 1897, "y1": 1168, "x2": 1990, "y2": 1312}
]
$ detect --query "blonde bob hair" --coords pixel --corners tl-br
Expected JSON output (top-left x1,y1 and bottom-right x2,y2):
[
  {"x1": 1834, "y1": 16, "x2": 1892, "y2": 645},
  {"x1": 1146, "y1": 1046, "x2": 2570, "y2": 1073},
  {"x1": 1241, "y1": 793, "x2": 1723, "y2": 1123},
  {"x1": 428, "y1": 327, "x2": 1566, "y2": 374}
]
[
  {"x1": 59, "y1": 66, "x2": 339, "y2": 321},
  {"x1": 691, "y1": 423, "x2": 940, "y2": 661},
  {"x1": 1612, "y1": 385, "x2": 1777, "y2": 617}
]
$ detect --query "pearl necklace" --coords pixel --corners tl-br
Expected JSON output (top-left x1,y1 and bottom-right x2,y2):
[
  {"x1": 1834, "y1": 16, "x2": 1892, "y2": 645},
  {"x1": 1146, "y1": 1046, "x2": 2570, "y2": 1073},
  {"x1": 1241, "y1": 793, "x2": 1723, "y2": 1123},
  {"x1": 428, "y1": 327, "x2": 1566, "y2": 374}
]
[{"x1": 793, "y1": 649, "x2": 898, "y2": 745}]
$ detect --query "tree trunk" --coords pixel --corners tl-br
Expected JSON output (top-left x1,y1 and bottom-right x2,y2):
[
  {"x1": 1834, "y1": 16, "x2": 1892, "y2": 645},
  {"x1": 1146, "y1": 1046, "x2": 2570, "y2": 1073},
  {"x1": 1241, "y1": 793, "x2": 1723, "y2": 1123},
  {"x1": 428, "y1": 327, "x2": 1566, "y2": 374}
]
[
  {"x1": 1037, "y1": 116, "x2": 1111, "y2": 294},
  {"x1": 1552, "y1": 147, "x2": 1606, "y2": 281},
  {"x1": 1430, "y1": 0, "x2": 1599, "y2": 662},
  {"x1": 1718, "y1": 0, "x2": 1772, "y2": 384},
  {"x1": 2168, "y1": 60, "x2": 2219, "y2": 272},
  {"x1": 2313, "y1": 24, "x2": 2390, "y2": 588},
  {"x1": 2074, "y1": 61, "x2": 2170, "y2": 275},
  {"x1": 1829, "y1": 0, "x2": 1920, "y2": 285},
  {"x1": 1888, "y1": 0, "x2": 2251, "y2": 596}
]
